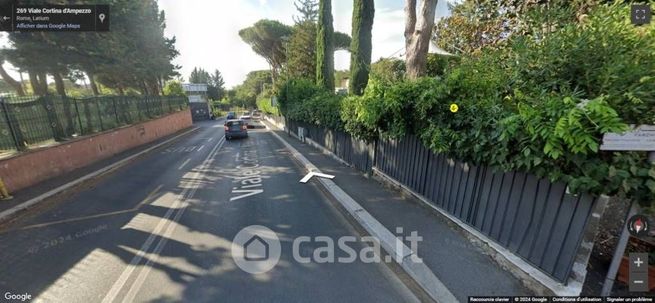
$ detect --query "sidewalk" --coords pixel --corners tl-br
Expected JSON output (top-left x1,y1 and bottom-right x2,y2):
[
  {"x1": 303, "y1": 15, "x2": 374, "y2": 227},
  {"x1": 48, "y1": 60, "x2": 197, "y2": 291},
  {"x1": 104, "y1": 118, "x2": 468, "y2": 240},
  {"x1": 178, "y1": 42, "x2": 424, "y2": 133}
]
[{"x1": 268, "y1": 126, "x2": 531, "y2": 301}]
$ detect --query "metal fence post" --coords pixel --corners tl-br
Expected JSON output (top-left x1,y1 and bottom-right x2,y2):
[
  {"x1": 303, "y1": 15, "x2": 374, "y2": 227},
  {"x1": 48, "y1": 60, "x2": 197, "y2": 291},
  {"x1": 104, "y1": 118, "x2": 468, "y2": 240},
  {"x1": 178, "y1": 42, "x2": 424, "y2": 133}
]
[
  {"x1": 137, "y1": 97, "x2": 143, "y2": 121},
  {"x1": 61, "y1": 96, "x2": 75, "y2": 137},
  {"x1": 157, "y1": 95, "x2": 163, "y2": 115},
  {"x1": 72, "y1": 98, "x2": 84, "y2": 135},
  {"x1": 120, "y1": 96, "x2": 129, "y2": 124},
  {"x1": 112, "y1": 97, "x2": 119, "y2": 125},
  {"x1": 1, "y1": 98, "x2": 26, "y2": 151},
  {"x1": 82, "y1": 98, "x2": 93, "y2": 133},
  {"x1": 95, "y1": 96, "x2": 104, "y2": 131},
  {"x1": 145, "y1": 96, "x2": 151, "y2": 118},
  {"x1": 42, "y1": 95, "x2": 65, "y2": 141},
  {"x1": 120, "y1": 96, "x2": 128, "y2": 124}
]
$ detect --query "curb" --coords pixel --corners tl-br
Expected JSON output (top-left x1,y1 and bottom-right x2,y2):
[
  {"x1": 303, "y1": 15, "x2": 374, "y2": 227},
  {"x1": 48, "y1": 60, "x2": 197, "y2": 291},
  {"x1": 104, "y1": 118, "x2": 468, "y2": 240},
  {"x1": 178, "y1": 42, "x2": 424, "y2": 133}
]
[
  {"x1": 263, "y1": 117, "x2": 604, "y2": 297},
  {"x1": 0, "y1": 127, "x2": 200, "y2": 223},
  {"x1": 264, "y1": 119, "x2": 459, "y2": 303}
]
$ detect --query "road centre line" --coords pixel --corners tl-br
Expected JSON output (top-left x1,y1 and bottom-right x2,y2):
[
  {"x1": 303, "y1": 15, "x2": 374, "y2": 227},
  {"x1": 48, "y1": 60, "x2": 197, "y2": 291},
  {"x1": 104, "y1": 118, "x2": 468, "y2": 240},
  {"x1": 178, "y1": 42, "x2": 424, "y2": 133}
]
[
  {"x1": 177, "y1": 158, "x2": 191, "y2": 170},
  {"x1": 122, "y1": 135, "x2": 226, "y2": 302},
  {"x1": 101, "y1": 135, "x2": 225, "y2": 303}
]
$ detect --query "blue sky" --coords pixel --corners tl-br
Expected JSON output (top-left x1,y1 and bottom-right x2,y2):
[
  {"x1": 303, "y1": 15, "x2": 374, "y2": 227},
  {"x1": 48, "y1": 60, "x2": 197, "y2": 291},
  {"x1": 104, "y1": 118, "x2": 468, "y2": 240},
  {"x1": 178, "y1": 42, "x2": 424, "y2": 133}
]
[{"x1": 159, "y1": 0, "x2": 453, "y2": 87}]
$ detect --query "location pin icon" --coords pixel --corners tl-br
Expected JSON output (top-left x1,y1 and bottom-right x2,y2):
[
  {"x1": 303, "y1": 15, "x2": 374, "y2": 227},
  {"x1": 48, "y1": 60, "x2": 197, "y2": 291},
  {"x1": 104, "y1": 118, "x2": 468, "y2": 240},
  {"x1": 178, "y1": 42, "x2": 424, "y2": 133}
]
[{"x1": 99, "y1": 13, "x2": 105, "y2": 23}]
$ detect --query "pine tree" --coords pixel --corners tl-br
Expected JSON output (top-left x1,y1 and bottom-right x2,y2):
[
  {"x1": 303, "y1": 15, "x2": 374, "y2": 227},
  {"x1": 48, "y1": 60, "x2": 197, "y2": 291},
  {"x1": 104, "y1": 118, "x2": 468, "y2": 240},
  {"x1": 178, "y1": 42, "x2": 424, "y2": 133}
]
[
  {"x1": 293, "y1": 0, "x2": 319, "y2": 24},
  {"x1": 210, "y1": 69, "x2": 226, "y2": 100}
]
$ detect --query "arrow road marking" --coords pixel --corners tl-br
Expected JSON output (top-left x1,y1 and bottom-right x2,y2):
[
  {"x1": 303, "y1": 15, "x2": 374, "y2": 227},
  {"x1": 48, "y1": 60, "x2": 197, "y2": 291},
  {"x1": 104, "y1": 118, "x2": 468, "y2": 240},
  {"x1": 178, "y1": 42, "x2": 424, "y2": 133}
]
[{"x1": 299, "y1": 171, "x2": 335, "y2": 183}]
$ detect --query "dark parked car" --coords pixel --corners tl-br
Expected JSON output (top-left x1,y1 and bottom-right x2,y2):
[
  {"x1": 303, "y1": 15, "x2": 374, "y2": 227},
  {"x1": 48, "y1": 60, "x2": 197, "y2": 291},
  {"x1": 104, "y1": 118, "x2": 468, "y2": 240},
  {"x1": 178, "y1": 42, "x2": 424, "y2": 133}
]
[
  {"x1": 224, "y1": 119, "x2": 248, "y2": 140},
  {"x1": 226, "y1": 111, "x2": 237, "y2": 120}
]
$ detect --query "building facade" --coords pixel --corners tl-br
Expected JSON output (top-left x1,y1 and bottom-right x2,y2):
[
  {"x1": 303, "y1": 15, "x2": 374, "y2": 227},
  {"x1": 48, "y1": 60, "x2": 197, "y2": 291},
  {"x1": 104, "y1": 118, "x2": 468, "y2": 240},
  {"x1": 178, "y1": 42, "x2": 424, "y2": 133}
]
[{"x1": 182, "y1": 83, "x2": 211, "y2": 122}]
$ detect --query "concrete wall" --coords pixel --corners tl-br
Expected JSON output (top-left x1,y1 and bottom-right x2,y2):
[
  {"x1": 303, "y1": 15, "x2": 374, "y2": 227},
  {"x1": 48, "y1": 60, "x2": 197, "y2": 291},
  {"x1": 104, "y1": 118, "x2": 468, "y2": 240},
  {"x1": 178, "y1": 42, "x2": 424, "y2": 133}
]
[{"x1": 0, "y1": 109, "x2": 192, "y2": 193}]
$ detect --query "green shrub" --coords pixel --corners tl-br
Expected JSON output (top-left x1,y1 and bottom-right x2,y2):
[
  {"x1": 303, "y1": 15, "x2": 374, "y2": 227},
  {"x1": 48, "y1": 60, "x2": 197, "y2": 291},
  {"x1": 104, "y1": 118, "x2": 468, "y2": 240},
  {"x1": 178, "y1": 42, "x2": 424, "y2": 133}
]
[
  {"x1": 425, "y1": 53, "x2": 459, "y2": 78},
  {"x1": 163, "y1": 81, "x2": 185, "y2": 96},
  {"x1": 508, "y1": 4, "x2": 655, "y2": 124},
  {"x1": 370, "y1": 58, "x2": 405, "y2": 84},
  {"x1": 340, "y1": 3, "x2": 655, "y2": 207},
  {"x1": 277, "y1": 78, "x2": 344, "y2": 130},
  {"x1": 283, "y1": 3, "x2": 655, "y2": 207},
  {"x1": 256, "y1": 96, "x2": 279, "y2": 115}
]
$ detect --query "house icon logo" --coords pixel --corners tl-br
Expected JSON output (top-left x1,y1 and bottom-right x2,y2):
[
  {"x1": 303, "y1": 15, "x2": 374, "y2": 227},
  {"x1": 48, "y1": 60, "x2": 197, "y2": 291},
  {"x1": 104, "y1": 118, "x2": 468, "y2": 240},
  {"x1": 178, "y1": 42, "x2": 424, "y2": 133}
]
[
  {"x1": 244, "y1": 235, "x2": 269, "y2": 261},
  {"x1": 232, "y1": 225, "x2": 281, "y2": 274}
]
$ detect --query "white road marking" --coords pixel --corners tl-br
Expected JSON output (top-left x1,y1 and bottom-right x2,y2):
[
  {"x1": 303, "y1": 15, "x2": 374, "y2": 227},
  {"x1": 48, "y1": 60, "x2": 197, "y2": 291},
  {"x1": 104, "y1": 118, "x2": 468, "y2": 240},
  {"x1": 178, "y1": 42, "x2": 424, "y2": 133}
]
[
  {"x1": 17, "y1": 185, "x2": 162, "y2": 230},
  {"x1": 197, "y1": 145, "x2": 204, "y2": 152},
  {"x1": 102, "y1": 135, "x2": 225, "y2": 303},
  {"x1": 229, "y1": 140, "x2": 265, "y2": 201},
  {"x1": 177, "y1": 158, "x2": 191, "y2": 170},
  {"x1": 299, "y1": 171, "x2": 335, "y2": 183}
]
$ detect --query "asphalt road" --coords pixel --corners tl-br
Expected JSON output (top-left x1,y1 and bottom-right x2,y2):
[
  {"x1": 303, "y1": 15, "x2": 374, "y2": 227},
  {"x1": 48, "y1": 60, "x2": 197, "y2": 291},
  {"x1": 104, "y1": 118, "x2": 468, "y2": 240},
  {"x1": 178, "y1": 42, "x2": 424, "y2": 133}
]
[{"x1": 0, "y1": 120, "x2": 419, "y2": 303}]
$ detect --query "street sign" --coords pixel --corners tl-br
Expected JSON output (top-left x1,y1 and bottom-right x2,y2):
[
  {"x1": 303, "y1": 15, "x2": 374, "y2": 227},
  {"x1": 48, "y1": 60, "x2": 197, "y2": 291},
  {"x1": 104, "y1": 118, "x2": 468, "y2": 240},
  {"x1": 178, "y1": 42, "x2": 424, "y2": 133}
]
[
  {"x1": 600, "y1": 125, "x2": 655, "y2": 151},
  {"x1": 188, "y1": 95, "x2": 203, "y2": 103}
]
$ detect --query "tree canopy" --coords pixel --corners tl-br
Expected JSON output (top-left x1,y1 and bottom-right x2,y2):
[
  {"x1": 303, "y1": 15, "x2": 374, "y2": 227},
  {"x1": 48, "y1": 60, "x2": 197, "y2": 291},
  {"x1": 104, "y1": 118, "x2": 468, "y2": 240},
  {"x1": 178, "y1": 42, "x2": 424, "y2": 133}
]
[
  {"x1": 293, "y1": 0, "x2": 319, "y2": 24},
  {"x1": 239, "y1": 20, "x2": 294, "y2": 83},
  {"x1": 0, "y1": 0, "x2": 179, "y2": 96},
  {"x1": 189, "y1": 67, "x2": 226, "y2": 100},
  {"x1": 285, "y1": 21, "x2": 351, "y2": 81},
  {"x1": 433, "y1": 0, "x2": 601, "y2": 55},
  {"x1": 231, "y1": 70, "x2": 273, "y2": 108}
]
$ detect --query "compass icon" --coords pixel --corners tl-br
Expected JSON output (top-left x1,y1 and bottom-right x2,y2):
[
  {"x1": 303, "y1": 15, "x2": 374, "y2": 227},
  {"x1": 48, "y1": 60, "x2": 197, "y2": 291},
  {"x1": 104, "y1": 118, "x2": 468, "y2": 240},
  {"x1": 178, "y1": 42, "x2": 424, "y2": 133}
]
[{"x1": 627, "y1": 214, "x2": 650, "y2": 237}]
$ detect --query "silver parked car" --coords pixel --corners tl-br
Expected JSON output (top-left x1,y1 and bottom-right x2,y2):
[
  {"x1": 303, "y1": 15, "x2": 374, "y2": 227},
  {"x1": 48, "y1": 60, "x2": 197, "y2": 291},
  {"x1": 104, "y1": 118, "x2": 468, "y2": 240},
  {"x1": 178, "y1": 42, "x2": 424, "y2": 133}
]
[{"x1": 239, "y1": 112, "x2": 254, "y2": 128}]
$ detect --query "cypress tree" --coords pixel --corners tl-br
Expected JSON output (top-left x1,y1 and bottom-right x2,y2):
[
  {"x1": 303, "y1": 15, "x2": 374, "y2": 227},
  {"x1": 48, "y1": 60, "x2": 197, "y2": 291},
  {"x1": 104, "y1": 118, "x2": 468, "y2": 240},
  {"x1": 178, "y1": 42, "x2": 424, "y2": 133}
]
[
  {"x1": 316, "y1": 0, "x2": 334, "y2": 91},
  {"x1": 349, "y1": 0, "x2": 374, "y2": 95}
]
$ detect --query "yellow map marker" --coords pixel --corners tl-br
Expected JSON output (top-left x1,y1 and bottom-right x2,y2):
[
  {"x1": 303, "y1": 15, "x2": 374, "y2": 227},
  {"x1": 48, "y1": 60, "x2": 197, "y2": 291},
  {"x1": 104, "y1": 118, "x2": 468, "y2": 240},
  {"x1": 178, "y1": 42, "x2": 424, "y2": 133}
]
[{"x1": 450, "y1": 103, "x2": 459, "y2": 113}]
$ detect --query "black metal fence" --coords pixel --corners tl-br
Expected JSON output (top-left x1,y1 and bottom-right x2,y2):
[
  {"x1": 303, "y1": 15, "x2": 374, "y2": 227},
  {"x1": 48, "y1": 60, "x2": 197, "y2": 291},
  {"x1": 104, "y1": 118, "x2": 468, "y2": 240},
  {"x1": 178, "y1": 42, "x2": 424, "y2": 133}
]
[
  {"x1": 287, "y1": 119, "x2": 374, "y2": 172},
  {"x1": 376, "y1": 136, "x2": 598, "y2": 283},
  {"x1": 285, "y1": 118, "x2": 598, "y2": 284},
  {"x1": 0, "y1": 95, "x2": 188, "y2": 152}
]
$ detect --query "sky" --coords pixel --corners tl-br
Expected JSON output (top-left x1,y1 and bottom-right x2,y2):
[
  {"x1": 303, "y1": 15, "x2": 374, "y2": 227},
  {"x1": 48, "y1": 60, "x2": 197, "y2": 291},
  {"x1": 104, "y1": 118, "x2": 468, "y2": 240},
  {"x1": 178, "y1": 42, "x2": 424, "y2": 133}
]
[
  {"x1": 0, "y1": 0, "x2": 453, "y2": 89},
  {"x1": 158, "y1": 0, "x2": 453, "y2": 88}
]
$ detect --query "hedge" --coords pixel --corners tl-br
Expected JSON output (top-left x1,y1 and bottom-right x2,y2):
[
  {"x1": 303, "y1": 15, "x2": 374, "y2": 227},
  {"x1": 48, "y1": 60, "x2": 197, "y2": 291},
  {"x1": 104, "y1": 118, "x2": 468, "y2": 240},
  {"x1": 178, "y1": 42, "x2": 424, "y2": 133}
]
[{"x1": 278, "y1": 3, "x2": 655, "y2": 208}]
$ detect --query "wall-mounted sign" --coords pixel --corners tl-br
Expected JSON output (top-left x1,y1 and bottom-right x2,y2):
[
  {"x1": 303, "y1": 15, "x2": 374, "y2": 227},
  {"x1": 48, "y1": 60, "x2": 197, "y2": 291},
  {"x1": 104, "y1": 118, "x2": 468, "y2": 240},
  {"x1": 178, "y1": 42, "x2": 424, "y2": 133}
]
[
  {"x1": 182, "y1": 83, "x2": 208, "y2": 92},
  {"x1": 600, "y1": 125, "x2": 655, "y2": 151},
  {"x1": 188, "y1": 95, "x2": 203, "y2": 103}
]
